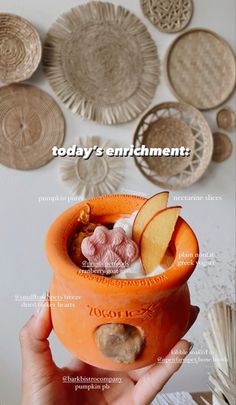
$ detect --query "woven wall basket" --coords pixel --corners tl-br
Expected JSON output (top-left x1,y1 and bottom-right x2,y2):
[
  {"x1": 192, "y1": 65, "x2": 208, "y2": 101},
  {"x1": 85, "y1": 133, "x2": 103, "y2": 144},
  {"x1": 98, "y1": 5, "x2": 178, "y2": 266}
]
[
  {"x1": 212, "y1": 132, "x2": 233, "y2": 163},
  {"x1": 0, "y1": 84, "x2": 65, "y2": 170},
  {"x1": 165, "y1": 29, "x2": 236, "y2": 110},
  {"x1": 43, "y1": 1, "x2": 160, "y2": 125},
  {"x1": 133, "y1": 102, "x2": 213, "y2": 189},
  {"x1": 140, "y1": 0, "x2": 193, "y2": 33},
  {"x1": 217, "y1": 107, "x2": 236, "y2": 131},
  {"x1": 0, "y1": 13, "x2": 42, "y2": 84},
  {"x1": 60, "y1": 136, "x2": 124, "y2": 198}
]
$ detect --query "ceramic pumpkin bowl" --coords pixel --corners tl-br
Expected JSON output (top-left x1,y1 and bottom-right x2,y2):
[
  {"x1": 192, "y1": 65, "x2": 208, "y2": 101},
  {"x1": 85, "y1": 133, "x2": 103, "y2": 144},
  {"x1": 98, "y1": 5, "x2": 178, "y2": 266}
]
[{"x1": 46, "y1": 194, "x2": 199, "y2": 371}]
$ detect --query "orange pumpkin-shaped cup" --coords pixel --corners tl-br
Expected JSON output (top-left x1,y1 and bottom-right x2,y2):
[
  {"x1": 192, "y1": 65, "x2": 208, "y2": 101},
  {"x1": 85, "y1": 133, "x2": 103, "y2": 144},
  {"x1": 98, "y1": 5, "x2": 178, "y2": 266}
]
[{"x1": 46, "y1": 194, "x2": 199, "y2": 371}]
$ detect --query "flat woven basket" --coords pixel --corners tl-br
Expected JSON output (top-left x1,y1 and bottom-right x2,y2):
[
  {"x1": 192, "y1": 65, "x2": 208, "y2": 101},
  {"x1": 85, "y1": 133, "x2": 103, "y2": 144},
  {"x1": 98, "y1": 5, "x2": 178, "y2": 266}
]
[
  {"x1": 140, "y1": 0, "x2": 193, "y2": 33},
  {"x1": 0, "y1": 13, "x2": 42, "y2": 84},
  {"x1": 43, "y1": 1, "x2": 160, "y2": 125},
  {"x1": 0, "y1": 84, "x2": 65, "y2": 170},
  {"x1": 165, "y1": 29, "x2": 236, "y2": 110},
  {"x1": 133, "y1": 102, "x2": 213, "y2": 189},
  {"x1": 60, "y1": 136, "x2": 124, "y2": 198},
  {"x1": 217, "y1": 107, "x2": 236, "y2": 131}
]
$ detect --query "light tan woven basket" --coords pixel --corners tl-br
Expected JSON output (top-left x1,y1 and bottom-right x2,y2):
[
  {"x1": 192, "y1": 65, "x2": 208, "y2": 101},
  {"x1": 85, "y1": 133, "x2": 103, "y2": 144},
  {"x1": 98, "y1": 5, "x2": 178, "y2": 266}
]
[
  {"x1": 0, "y1": 84, "x2": 65, "y2": 170},
  {"x1": 165, "y1": 29, "x2": 236, "y2": 110},
  {"x1": 60, "y1": 136, "x2": 124, "y2": 198},
  {"x1": 133, "y1": 102, "x2": 213, "y2": 189},
  {"x1": 0, "y1": 13, "x2": 42, "y2": 84},
  {"x1": 140, "y1": 0, "x2": 193, "y2": 33},
  {"x1": 43, "y1": 1, "x2": 160, "y2": 125}
]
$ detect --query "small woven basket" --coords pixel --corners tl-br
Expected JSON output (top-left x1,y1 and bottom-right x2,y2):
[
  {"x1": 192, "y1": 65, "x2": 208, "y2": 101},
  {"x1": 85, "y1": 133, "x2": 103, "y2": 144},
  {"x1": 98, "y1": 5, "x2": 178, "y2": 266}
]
[
  {"x1": 217, "y1": 107, "x2": 236, "y2": 131},
  {"x1": 140, "y1": 0, "x2": 193, "y2": 33},
  {"x1": 212, "y1": 132, "x2": 233, "y2": 163}
]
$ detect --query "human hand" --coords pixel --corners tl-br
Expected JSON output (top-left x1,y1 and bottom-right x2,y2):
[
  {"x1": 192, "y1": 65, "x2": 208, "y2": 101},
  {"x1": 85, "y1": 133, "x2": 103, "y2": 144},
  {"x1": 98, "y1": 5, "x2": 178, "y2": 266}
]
[{"x1": 20, "y1": 301, "x2": 198, "y2": 405}]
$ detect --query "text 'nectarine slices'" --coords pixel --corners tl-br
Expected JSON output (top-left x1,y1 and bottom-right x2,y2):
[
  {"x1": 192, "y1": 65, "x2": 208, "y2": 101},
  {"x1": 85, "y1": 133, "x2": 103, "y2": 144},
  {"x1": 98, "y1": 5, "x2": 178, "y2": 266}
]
[
  {"x1": 132, "y1": 192, "x2": 169, "y2": 245},
  {"x1": 140, "y1": 206, "x2": 181, "y2": 275}
]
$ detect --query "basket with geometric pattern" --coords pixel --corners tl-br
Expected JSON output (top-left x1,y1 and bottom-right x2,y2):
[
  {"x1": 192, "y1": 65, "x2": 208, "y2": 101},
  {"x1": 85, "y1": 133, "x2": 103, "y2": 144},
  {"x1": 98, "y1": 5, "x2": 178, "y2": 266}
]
[{"x1": 133, "y1": 102, "x2": 213, "y2": 189}]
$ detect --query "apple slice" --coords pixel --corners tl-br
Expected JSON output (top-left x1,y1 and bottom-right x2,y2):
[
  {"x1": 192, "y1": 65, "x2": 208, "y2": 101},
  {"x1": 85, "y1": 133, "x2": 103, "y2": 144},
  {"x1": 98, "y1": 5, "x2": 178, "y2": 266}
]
[
  {"x1": 132, "y1": 192, "x2": 169, "y2": 245},
  {"x1": 140, "y1": 206, "x2": 181, "y2": 275}
]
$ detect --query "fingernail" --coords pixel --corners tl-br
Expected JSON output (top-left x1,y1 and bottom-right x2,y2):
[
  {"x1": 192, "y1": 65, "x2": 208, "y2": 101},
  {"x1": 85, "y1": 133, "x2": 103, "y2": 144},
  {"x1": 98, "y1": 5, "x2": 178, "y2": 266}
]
[{"x1": 188, "y1": 341, "x2": 194, "y2": 353}]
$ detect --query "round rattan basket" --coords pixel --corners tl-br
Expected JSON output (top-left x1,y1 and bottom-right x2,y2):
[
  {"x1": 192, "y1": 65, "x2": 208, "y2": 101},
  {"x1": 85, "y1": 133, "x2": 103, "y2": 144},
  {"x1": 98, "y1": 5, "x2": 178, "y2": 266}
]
[
  {"x1": 0, "y1": 84, "x2": 65, "y2": 170},
  {"x1": 217, "y1": 107, "x2": 236, "y2": 131},
  {"x1": 140, "y1": 0, "x2": 193, "y2": 33},
  {"x1": 212, "y1": 132, "x2": 233, "y2": 163},
  {"x1": 165, "y1": 29, "x2": 236, "y2": 110},
  {"x1": 0, "y1": 13, "x2": 42, "y2": 84},
  {"x1": 133, "y1": 102, "x2": 213, "y2": 189},
  {"x1": 43, "y1": 1, "x2": 160, "y2": 125}
]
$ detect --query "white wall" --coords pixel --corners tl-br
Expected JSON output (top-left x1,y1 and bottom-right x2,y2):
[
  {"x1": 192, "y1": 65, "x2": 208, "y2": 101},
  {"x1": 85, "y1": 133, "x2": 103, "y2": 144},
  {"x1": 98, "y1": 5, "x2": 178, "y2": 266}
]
[{"x1": 0, "y1": 0, "x2": 235, "y2": 403}]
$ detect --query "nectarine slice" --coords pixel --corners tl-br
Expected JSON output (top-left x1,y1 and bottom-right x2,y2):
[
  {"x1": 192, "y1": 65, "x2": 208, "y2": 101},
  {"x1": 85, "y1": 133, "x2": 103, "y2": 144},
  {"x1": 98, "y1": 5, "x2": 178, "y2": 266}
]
[
  {"x1": 132, "y1": 192, "x2": 169, "y2": 245},
  {"x1": 140, "y1": 206, "x2": 181, "y2": 275}
]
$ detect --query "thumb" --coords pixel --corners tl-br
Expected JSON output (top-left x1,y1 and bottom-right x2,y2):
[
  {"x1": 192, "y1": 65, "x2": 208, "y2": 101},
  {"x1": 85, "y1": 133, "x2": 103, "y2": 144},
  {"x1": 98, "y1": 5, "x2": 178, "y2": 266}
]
[
  {"x1": 133, "y1": 340, "x2": 192, "y2": 405},
  {"x1": 20, "y1": 299, "x2": 55, "y2": 373}
]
